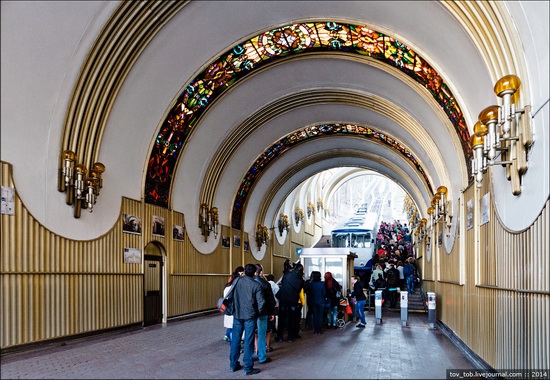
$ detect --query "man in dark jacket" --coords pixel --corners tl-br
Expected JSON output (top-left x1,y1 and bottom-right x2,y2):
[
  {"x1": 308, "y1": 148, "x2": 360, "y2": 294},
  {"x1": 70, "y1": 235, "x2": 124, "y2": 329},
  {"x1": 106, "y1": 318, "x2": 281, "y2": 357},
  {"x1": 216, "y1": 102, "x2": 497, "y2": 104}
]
[
  {"x1": 229, "y1": 263, "x2": 265, "y2": 375},
  {"x1": 253, "y1": 263, "x2": 276, "y2": 364},
  {"x1": 275, "y1": 263, "x2": 304, "y2": 342}
]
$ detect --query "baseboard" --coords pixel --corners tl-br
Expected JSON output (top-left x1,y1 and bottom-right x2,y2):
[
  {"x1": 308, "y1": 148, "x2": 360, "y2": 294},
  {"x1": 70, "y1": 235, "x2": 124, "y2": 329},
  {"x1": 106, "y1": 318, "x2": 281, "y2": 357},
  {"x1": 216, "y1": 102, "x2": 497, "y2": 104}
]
[{"x1": 436, "y1": 320, "x2": 494, "y2": 371}]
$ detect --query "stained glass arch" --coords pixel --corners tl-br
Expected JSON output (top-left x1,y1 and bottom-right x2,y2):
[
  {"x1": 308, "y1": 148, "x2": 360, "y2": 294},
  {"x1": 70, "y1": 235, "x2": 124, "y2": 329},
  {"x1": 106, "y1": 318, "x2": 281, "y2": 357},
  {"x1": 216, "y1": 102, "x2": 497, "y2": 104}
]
[{"x1": 145, "y1": 21, "x2": 471, "y2": 208}]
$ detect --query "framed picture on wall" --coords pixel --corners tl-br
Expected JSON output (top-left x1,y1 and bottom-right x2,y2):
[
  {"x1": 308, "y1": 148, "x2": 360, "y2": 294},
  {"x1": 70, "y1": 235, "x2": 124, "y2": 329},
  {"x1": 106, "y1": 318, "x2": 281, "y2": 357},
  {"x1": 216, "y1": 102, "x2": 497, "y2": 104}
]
[
  {"x1": 152, "y1": 215, "x2": 165, "y2": 237},
  {"x1": 123, "y1": 247, "x2": 142, "y2": 264},
  {"x1": 122, "y1": 213, "x2": 142, "y2": 235},
  {"x1": 244, "y1": 241, "x2": 249, "y2": 252},
  {"x1": 173, "y1": 224, "x2": 184, "y2": 241},
  {"x1": 233, "y1": 235, "x2": 241, "y2": 248},
  {"x1": 222, "y1": 235, "x2": 230, "y2": 248},
  {"x1": 466, "y1": 198, "x2": 474, "y2": 230}
]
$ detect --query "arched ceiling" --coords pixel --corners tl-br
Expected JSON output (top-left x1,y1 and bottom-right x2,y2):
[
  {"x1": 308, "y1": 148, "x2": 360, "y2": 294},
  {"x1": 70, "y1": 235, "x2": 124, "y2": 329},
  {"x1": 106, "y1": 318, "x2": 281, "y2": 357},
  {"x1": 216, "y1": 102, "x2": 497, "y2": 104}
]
[{"x1": 2, "y1": 1, "x2": 547, "y2": 244}]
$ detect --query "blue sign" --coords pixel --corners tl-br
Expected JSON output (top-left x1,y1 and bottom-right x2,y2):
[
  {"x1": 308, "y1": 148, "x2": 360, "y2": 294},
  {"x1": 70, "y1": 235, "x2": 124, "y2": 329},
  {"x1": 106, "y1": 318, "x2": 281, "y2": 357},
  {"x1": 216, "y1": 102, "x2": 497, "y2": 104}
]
[{"x1": 296, "y1": 248, "x2": 303, "y2": 256}]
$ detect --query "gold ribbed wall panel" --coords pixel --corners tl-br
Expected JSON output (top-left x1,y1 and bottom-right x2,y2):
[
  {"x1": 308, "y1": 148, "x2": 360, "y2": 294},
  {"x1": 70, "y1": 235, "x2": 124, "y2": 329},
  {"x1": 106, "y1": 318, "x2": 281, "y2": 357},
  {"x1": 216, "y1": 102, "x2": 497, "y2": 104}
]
[
  {"x1": 2, "y1": 160, "x2": 547, "y2": 369},
  {"x1": 423, "y1": 175, "x2": 549, "y2": 370},
  {"x1": 438, "y1": 221, "x2": 461, "y2": 283},
  {"x1": 1, "y1": 164, "x2": 144, "y2": 349}
]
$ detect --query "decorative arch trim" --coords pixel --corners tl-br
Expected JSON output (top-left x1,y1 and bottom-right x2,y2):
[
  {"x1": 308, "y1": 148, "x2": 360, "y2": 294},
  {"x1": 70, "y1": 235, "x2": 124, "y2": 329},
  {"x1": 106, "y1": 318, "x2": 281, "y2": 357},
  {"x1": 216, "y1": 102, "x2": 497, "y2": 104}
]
[{"x1": 233, "y1": 123, "x2": 432, "y2": 230}]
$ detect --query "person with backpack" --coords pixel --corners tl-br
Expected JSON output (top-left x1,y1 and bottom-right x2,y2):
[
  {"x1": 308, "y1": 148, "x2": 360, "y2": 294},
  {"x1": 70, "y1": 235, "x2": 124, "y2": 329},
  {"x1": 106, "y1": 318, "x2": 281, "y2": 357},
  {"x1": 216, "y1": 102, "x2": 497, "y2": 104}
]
[
  {"x1": 324, "y1": 271, "x2": 342, "y2": 329},
  {"x1": 385, "y1": 263, "x2": 400, "y2": 308},
  {"x1": 403, "y1": 258, "x2": 416, "y2": 294}
]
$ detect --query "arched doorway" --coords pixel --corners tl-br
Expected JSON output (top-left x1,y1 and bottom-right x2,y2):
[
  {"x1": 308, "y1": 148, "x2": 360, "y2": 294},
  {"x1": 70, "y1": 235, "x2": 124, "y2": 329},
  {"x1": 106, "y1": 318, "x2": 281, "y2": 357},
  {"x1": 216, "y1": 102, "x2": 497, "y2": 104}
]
[{"x1": 143, "y1": 241, "x2": 165, "y2": 326}]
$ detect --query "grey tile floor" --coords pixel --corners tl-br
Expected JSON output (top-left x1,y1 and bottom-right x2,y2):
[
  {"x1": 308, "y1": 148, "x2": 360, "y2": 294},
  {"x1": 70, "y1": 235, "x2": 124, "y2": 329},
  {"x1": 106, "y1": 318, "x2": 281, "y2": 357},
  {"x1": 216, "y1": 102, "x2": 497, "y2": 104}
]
[{"x1": 1, "y1": 310, "x2": 475, "y2": 379}]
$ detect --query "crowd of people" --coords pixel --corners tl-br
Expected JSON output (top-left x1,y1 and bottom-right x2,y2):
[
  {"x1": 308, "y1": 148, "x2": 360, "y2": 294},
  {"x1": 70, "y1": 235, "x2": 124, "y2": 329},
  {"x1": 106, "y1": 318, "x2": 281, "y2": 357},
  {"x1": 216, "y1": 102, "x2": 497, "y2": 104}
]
[{"x1": 221, "y1": 220, "x2": 420, "y2": 375}]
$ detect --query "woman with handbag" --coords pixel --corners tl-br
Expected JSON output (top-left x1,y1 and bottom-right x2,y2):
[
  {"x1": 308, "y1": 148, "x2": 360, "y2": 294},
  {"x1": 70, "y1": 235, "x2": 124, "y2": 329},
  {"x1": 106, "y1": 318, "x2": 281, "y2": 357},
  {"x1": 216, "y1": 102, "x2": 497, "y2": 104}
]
[{"x1": 324, "y1": 272, "x2": 342, "y2": 329}]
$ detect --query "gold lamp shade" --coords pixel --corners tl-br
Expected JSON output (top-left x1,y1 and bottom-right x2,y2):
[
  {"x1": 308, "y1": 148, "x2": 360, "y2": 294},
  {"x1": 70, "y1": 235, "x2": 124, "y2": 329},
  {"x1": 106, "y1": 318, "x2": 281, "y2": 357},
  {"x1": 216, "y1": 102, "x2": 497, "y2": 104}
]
[
  {"x1": 421, "y1": 218, "x2": 428, "y2": 224},
  {"x1": 437, "y1": 186, "x2": 448, "y2": 195},
  {"x1": 92, "y1": 162, "x2": 105, "y2": 173},
  {"x1": 494, "y1": 74, "x2": 521, "y2": 97},
  {"x1": 75, "y1": 164, "x2": 87, "y2": 175},
  {"x1": 427, "y1": 207, "x2": 434, "y2": 215},
  {"x1": 478, "y1": 105, "x2": 499, "y2": 124},
  {"x1": 63, "y1": 150, "x2": 76, "y2": 161},
  {"x1": 469, "y1": 133, "x2": 485, "y2": 148},
  {"x1": 473, "y1": 121, "x2": 488, "y2": 136}
]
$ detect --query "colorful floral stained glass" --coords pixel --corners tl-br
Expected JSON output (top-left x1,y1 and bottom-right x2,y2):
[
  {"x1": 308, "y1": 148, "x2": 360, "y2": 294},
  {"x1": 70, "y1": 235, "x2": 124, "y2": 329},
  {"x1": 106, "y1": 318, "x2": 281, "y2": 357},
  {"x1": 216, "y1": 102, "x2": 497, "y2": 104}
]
[
  {"x1": 231, "y1": 123, "x2": 432, "y2": 229},
  {"x1": 144, "y1": 20, "x2": 471, "y2": 208}
]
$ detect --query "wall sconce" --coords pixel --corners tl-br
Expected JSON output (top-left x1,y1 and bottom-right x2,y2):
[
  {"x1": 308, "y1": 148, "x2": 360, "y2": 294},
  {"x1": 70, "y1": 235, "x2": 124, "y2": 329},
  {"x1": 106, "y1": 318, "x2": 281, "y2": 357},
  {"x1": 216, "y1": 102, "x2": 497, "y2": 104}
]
[
  {"x1": 278, "y1": 213, "x2": 290, "y2": 236},
  {"x1": 470, "y1": 74, "x2": 533, "y2": 195},
  {"x1": 255, "y1": 224, "x2": 269, "y2": 249},
  {"x1": 199, "y1": 203, "x2": 219, "y2": 242},
  {"x1": 317, "y1": 198, "x2": 324, "y2": 212},
  {"x1": 416, "y1": 217, "x2": 427, "y2": 241},
  {"x1": 57, "y1": 149, "x2": 105, "y2": 218},
  {"x1": 307, "y1": 202, "x2": 315, "y2": 218},
  {"x1": 294, "y1": 207, "x2": 305, "y2": 226}
]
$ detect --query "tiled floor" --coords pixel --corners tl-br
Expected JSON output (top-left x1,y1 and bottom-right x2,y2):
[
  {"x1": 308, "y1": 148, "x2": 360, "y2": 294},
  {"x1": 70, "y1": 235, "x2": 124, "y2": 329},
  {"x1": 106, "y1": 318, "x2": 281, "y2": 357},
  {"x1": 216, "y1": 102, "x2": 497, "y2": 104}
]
[{"x1": 1, "y1": 310, "x2": 475, "y2": 379}]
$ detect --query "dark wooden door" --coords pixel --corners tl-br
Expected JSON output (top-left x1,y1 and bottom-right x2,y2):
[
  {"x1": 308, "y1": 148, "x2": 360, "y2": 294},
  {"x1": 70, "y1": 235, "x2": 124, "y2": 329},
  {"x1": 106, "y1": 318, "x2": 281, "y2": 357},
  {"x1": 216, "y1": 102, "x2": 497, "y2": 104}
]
[{"x1": 144, "y1": 255, "x2": 162, "y2": 326}]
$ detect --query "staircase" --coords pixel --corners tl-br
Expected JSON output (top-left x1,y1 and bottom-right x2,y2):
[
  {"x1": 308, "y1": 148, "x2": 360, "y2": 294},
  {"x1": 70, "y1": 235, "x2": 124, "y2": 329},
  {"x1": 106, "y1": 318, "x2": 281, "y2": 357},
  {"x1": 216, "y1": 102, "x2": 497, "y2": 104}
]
[{"x1": 406, "y1": 288, "x2": 426, "y2": 312}]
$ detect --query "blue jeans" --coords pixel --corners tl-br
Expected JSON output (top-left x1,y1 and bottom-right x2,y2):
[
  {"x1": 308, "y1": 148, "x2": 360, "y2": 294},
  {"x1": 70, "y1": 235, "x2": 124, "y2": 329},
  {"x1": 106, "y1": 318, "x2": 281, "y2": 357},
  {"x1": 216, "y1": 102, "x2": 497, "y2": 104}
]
[
  {"x1": 355, "y1": 300, "x2": 366, "y2": 325},
  {"x1": 230, "y1": 318, "x2": 257, "y2": 372},
  {"x1": 326, "y1": 305, "x2": 338, "y2": 326},
  {"x1": 406, "y1": 275, "x2": 415, "y2": 293},
  {"x1": 277, "y1": 304, "x2": 297, "y2": 341},
  {"x1": 256, "y1": 315, "x2": 268, "y2": 362},
  {"x1": 312, "y1": 304, "x2": 325, "y2": 333}
]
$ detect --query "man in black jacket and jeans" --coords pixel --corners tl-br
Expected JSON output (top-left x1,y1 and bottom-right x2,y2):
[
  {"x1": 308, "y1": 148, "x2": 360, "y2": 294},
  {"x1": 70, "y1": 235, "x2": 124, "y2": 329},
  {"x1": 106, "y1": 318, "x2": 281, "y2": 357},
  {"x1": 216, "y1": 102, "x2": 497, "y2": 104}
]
[
  {"x1": 229, "y1": 263, "x2": 265, "y2": 375},
  {"x1": 275, "y1": 262, "x2": 304, "y2": 342}
]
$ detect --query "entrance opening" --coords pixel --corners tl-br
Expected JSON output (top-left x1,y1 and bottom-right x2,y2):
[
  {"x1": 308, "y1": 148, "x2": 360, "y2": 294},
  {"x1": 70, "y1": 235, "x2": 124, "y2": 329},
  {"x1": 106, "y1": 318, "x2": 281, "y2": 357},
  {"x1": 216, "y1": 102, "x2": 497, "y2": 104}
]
[{"x1": 143, "y1": 242, "x2": 164, "y2": 326}]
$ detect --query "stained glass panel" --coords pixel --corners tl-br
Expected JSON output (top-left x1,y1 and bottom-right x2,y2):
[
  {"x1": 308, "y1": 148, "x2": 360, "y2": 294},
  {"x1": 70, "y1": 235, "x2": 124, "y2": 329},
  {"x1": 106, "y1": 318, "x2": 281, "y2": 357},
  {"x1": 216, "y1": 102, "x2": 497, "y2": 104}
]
[
  {"x1": 144, "y1": 20, "x2": 472, "y2": 208},
  {"x1": 231, "y1": 123, "x2": 432, "y2": 229}
]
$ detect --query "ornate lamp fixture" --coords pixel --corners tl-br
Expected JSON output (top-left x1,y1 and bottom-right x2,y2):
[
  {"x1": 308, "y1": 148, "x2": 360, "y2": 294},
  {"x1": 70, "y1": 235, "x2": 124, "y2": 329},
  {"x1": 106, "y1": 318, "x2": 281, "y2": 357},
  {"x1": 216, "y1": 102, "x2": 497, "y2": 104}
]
[
  {"x1": 294, "y1": 207, "x2": 305, "y2": 226},
  {"x1": 255, "y1": 224, "x2": 269, "y2": 249},
  {"x1": 419, "y1": 217, "x2": 428, "y2": 240},
  {"x1": 58, "y1": 150, "x2": 105, "y2": 218},
  {"x1": 316, "y1": 198, "x2": 324, "y2": 212},
  {"x1": 278, "y1": 213, "x2": 290, "y2": 236},
  {"x1": 307, "y1": 201, "x2": 315, "y2": 218},
  {"x1": 470, "y1": 75, "x2": 533, "y2": 194},
  {"x1": 198, "y1": 203, "x2": 219, "y2": 242}
]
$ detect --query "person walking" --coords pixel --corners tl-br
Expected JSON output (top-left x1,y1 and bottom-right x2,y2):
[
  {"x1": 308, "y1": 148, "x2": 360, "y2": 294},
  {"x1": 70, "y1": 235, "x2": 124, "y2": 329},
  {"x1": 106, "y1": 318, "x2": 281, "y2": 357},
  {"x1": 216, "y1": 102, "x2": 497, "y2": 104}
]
[
  {"x1": 276, "y1": 262, "x2": 304, "y2": 342},
  {"x1": 224, "y1": 266, "x2": 244, "y2": 342},
  {"x1": 309, "y1": 271, "x2": 326, "y2": 334},
  {"x1": 403, "y1": 258, "x2": 416, "y2": 294},
  {"x1": 265, "y1": 273, "x2": 279, "y2": 352},
  {"x1": 253, "y1": 264, "x2": 276, "y2": 364},
  {"x1": 350, "y1": 275, "x2": 367, "y2": 328},
  {"x1": 324, "y1": 272, "x2": 342, "y2": 329},
  {"x1": 229, "y1": 263, "x2": 265, "y2": 375}
]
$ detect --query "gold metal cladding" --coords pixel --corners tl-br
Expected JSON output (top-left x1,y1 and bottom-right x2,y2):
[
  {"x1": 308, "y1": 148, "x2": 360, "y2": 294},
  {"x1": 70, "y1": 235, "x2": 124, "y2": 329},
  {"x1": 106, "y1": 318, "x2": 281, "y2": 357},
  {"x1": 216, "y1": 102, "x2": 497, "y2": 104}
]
[
  {"x1": 478, "y1": 105, "x2": 500, "y2": 124},
  {"x1": 494, "y1": 74, "x2": 521, "y2": 97}
]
